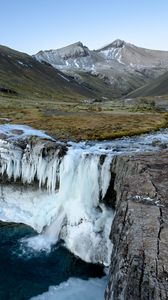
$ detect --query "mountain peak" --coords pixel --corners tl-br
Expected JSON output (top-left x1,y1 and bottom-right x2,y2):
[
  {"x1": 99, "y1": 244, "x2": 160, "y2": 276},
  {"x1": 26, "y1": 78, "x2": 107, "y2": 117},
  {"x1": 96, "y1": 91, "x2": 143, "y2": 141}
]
[
  {"x1": 35, "y1": 41, "x2": 90, "y2": 62},
  {"x1": 72, "y1": 41, "x2": 84, "y2": 48},
  {"x1": 55, "y1": 41, "x2": 90, "y2": 59},
  {"x1": 97, "y1": 39, "x2": 126, "y2": 52},
  {"x1": 111, "y1": 39, "x2": 126, "y2": 48}
]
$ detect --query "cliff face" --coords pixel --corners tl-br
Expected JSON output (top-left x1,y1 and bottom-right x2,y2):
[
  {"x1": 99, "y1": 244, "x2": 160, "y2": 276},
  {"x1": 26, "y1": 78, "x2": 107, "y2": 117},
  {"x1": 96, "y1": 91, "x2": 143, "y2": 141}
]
[
  {"x1": 105, "y1": 151, "x2": 168, "y2": 300},
  {"x1": 1, "y1": 125, "x2": 168, "y2": 299}
]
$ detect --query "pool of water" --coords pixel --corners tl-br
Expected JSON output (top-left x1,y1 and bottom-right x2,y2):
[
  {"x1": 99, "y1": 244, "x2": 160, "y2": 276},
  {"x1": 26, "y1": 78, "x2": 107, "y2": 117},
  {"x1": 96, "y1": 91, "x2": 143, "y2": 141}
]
[
  {"x1": 1, "y1": 126, "x2": 168, "y2": 299},
  {"x1": 0, "y1": 222, "x2": 104, "y2": 300}
]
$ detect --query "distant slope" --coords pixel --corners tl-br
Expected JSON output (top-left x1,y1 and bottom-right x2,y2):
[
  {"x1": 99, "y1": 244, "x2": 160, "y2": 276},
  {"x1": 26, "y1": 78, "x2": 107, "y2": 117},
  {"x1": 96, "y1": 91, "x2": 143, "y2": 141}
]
[
  {"x1": 34, "y1": 40, "x2": 168, "y2": 96},
  {"x1": 97, "y1": 39, "x2": 168, "y2": 66},
  {"x1": 0, "y1": 45, "x2": 168, "y2": 142},
  {"x1": 127, "y1": 71, "x2": 168, "y2": 98},
  {"x1": 0, "y1": 45, "x2": 95, "y2": 102}
]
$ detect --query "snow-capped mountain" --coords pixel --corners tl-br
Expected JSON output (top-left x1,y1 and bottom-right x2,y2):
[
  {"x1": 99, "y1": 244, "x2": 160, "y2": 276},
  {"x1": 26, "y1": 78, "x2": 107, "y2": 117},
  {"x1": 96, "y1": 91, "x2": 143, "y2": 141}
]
[
  {"x1": 34, "y1": 39, "x2": 168, "y2": 96},
  {"x1": 34, "y1": 41, "x2": 101, "y2": 71},
  {"x1": 97, "y1": 39, "x2": 126, "y2": 63},
  {"x1": 35, "y1": 39, "x2": 168, "y2": 69},
  {"x1": 97, "y1": 39, "x2": 168, "y2": 66}
]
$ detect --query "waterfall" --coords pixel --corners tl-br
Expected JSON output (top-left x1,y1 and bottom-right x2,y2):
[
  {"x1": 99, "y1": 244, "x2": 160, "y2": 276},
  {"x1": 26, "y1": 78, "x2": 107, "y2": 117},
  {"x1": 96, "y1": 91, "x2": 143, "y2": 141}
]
[
  {"x1": 0, "y1": 139, "x2": 114, "y2": 265},
  {"x1": 1, "y1": 125, "x2": 168, "y2": 265}
]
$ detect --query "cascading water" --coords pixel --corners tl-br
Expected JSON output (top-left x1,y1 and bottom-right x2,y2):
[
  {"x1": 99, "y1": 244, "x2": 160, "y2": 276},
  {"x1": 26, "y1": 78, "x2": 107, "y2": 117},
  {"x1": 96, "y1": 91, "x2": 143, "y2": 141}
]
[
  {"x1": 1, "y1": 124, "x2": 168, "y2": 299},
  {"x1": 1, "y1": 125, "x2": 168, "y2": 265},
  {"x1": 0, "y1": 133, "x2": 114, "y2": 265}
]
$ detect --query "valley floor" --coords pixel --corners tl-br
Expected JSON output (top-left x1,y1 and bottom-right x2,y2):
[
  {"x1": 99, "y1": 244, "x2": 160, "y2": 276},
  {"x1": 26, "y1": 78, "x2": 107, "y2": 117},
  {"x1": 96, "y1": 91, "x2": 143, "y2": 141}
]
[{"x1": 0, "y1": 94, "x2": 168, "y2": 141}]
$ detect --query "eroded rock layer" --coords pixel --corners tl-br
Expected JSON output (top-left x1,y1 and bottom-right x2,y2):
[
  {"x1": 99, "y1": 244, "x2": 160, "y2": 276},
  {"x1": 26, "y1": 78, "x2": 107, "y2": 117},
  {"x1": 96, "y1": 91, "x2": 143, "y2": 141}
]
[{"x1": 105, "y1": 151, "x2": 168, "y2": 300}]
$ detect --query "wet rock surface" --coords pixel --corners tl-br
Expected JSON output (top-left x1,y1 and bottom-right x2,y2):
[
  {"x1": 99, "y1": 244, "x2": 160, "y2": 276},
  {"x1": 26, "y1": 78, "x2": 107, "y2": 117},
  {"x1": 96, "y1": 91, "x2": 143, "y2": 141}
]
[
  {"x1": 105, "y1": 150, "x2": 168, "y2": 300},
  {"x1": 1, "y1": 125, "x2": 168, "y2": 298}
]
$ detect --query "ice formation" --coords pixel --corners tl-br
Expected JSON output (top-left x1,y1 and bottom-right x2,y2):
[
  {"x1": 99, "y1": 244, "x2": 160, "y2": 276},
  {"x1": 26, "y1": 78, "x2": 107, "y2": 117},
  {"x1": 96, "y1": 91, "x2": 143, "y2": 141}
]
[
  {"x1": 0, "y1": 136, "x2": 113, "y2": 265},
  {"x1": 1, "y1": 124, "x2": 168, "y2": 265}
]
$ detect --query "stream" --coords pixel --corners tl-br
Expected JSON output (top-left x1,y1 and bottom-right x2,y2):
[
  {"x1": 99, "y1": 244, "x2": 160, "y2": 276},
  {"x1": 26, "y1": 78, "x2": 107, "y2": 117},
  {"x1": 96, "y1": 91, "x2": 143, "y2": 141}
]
[{"x1": 0, "y1": 124, "x2": 168, "y2": 299}]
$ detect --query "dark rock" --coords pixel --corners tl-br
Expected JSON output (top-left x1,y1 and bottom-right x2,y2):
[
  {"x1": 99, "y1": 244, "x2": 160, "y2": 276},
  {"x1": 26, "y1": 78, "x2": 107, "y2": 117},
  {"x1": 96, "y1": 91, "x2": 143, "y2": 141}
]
[
  {"x1": 102, "y1": 171, "x2": 116, "y2": 209},
  {"x1": 152, "y1": 139, "x2": 168, "y2": 149},
  {"x1": 41, "y1": 141, "x2": 67, "y2": 158},
  {"x1": 105, "y1": 151, "x2": 168, "y2": 300},
  {"x1": 0, "y1": 87, "x2": 17, "y2": 95},
  {"x1": 0, "y1": 133, "x2": 8, "y2": 140},
  {"x1": 11, "y1": 129, "x2": 24, "y2": 135}
]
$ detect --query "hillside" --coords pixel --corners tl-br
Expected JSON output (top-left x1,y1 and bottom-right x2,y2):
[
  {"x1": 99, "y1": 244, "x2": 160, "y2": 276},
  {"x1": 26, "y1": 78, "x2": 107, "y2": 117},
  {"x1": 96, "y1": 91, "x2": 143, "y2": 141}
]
[
  {"x1": 0, "y1": 44, "x2": 94, "y2": 102},
  {"x1": 127, "y1": 71, "x2": 168, "y2": 98},
  {"x1": 0, "y1": 43, "x2": 168, "y2": 141}
]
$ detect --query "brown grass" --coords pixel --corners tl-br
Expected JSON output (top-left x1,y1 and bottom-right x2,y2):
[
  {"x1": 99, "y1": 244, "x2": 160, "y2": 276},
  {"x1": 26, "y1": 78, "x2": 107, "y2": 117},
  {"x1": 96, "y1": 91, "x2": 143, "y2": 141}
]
[{"x1": 0, "y1": 99, "x2": 167, "y2": 141}]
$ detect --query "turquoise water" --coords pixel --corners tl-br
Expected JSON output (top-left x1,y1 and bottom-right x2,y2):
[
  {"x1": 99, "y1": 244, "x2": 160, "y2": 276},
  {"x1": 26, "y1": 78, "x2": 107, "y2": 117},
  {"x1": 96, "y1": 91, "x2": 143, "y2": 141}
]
[{"x1": 0, "y1": 222, "x2": 104, "y2": 300}]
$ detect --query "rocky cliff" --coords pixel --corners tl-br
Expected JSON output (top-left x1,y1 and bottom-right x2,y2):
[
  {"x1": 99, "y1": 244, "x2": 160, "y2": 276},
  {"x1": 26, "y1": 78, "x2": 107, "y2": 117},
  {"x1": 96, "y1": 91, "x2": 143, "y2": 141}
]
[
  {"x1": 105, "y1": 150, "x2": 168, "y2": 300},
  {"x1": 1, "y1": 124, "x2": 168, "y2": 299}
]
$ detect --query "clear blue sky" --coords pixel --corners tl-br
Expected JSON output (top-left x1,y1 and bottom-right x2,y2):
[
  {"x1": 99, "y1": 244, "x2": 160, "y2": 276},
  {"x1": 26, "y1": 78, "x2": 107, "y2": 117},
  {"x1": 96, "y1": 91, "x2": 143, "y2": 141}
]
[{"x1": 0, "y1": 0, "x2": 168, "y2": 54}]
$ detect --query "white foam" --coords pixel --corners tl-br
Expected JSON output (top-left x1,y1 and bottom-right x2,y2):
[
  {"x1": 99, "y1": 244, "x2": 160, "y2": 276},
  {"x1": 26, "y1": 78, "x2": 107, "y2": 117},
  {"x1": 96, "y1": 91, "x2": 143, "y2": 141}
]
[
  {"x1": 0, "y1": 124, "x2": 53, "y2": 140},
  {"x1": 1, "y1": 125, "x2": 168, "y2": 265},
  {"x1": 30, "y1": 276, "x2": 107, "y2": 300},
  {"x1": 0, "y1": 144, "x2": 114, "y2": 265}
]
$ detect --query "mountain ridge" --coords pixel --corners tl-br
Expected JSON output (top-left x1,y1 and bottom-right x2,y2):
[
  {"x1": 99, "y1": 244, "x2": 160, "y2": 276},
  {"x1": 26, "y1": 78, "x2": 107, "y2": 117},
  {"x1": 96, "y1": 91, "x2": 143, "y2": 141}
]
[
  {"x1": 34, "y1": 39, "x2": 168, "y2": 97},
  {"x1": 0, "y1": 42, "x2": 168, "y2": 141},
  {"x1": 0, "y1": 44, "x2": 94, "y2": 101},
  {"x1": 1, "y1": 40, "x2": 168, "y2": 103},
  {"x1": 35, "y1": 39, "x2": 168, "y2": 66}
]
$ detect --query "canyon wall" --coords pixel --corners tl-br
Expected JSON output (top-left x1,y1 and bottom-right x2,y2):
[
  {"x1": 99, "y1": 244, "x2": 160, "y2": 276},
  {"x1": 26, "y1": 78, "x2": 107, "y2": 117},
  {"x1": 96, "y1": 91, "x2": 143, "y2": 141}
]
[{"x1": 105, "y1": 151, "x2": 168, "y2": 300}]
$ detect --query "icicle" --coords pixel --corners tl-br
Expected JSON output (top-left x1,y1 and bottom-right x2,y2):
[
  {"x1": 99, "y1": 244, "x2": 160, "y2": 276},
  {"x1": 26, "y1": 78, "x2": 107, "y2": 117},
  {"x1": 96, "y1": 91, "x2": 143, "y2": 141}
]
[
  {"x1": 100, "y1": 155, "x2": 113, "y2": 199},
  {"x1": 0, "y1": 139, "x2": 114, "y2": 264}
]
